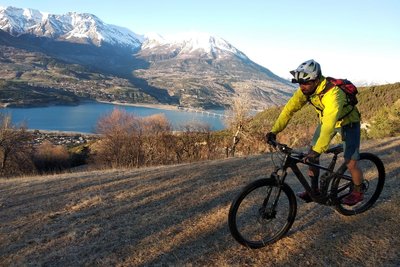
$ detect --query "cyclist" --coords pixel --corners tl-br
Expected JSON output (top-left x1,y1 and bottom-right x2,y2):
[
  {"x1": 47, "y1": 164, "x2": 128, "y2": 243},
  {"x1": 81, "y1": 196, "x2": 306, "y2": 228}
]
[{"x1": 265, "y1": 59, "x2": 364, "y2": 205}]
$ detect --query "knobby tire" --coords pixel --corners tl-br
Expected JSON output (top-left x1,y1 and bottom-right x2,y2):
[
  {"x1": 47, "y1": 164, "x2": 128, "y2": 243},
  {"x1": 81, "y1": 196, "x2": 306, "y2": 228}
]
[
  {"x1": 228, "y1": 178, "x2": 297, "y2": 249},
  {"x1": 332, "y1": 152, "x2": 385, "y2": 216}
]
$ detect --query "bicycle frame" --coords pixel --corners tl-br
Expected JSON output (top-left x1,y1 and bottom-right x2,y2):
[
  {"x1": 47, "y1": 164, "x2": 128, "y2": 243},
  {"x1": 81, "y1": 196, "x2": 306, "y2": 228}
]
[
  {"x1": 229, "y1": 141, "x2": 385, "y2": 248},
  {"x1": 273, "y1": 149, "x2": 352, "y2": 205}
]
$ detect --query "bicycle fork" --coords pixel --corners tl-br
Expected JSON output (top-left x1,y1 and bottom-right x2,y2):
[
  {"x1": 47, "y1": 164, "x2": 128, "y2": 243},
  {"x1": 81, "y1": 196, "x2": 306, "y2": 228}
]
[{"x1": 259, "y1": 172, "x2": 285, "y2": 220}]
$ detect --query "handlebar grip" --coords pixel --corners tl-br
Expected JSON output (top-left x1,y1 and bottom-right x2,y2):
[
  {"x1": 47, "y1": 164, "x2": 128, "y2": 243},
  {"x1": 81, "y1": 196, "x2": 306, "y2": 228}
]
[
  {"x1": 267, "y1": 139, "x2": 277, "y2": 146},
  {"x1": 268, "y1": 141, "x2": 300, "y2": 156}
]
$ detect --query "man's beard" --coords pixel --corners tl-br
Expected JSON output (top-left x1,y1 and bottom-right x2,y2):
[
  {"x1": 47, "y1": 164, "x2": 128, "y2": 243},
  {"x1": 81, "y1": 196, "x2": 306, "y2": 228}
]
[{"x1": 301, "y1": 89, "x2": 316, "y2": 96}]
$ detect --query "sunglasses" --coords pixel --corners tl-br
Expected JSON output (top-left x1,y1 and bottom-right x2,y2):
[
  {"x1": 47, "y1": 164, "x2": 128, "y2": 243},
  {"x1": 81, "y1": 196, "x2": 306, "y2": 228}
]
[{"x1": 297, "y1": 79, "x2": 316, "y2": 85}]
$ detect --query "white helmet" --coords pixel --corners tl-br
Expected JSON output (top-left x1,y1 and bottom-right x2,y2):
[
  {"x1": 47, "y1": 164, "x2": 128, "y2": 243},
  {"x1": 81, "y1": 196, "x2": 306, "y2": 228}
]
[{"x1": 290, "y1": 59, "x2": 321, "y2": 83}]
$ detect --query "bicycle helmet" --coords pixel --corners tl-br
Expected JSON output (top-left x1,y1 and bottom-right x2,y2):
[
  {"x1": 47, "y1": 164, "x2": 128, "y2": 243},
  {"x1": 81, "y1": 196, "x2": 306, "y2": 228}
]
[{"x1": 290, "y1": 59, "x2": 322, "y2": 83}]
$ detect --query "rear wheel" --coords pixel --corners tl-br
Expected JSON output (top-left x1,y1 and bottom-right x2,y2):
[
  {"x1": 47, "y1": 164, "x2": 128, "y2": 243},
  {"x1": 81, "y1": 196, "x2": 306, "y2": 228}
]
[
  {"x1": 332, "y1": 153, "x2": 385, "y2": 216},
  {"x1": 228, "y1": 179, "x2": 297, "y2": 248}
]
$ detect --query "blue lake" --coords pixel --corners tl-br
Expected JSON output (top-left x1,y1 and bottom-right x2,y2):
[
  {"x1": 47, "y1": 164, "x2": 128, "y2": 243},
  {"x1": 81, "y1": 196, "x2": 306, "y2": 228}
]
[{"x1": 1, "y1": 102, "x2": 226, "y2": 133}]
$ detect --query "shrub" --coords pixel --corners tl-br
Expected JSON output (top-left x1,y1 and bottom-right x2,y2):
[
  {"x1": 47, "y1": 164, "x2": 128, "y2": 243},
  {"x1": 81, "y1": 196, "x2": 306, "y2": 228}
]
[
  {"x1": 93, "y1": 108, "x2": 151, "y2": 168},
  {"x1": 33, "y1": 141, "x2": 71, "y2": 173},
  {"x1": 367, "y1": 99, "x2": 400, "y2": 138},
  {"x1": 92, "y1": 109, "x2": 226, "y2": 168},
  {"x1": 0, "y1": 114, "x2": 35, "y2": 177}
]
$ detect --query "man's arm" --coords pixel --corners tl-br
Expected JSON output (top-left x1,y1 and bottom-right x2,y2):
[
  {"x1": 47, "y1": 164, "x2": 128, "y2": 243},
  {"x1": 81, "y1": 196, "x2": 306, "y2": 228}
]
[
  {"x1": 312, "y1": 88, "x2": 345, "y2": 153},
  {"x1": 271, "y1": 88, "x2": 307, "y2": 134}
]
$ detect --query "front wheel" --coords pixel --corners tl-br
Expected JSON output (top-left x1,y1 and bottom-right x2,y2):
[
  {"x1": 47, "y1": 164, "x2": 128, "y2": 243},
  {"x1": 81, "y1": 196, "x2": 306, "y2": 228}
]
[
  {"x1": 332, "y1": 153, "x2": 385, "y2": 216},
  {"x1": 228, "y1": 179, "x2": 297, "y2": 249}
]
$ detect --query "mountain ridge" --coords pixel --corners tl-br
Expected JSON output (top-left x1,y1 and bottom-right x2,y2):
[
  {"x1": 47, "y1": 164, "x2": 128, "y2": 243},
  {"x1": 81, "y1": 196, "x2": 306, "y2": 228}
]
[
  {"x1": 0, "y1": 6, "x2": 142, "y2": 48},
  {"x1": 0, "y1": 5, "x2": 295, "y2": 109}
]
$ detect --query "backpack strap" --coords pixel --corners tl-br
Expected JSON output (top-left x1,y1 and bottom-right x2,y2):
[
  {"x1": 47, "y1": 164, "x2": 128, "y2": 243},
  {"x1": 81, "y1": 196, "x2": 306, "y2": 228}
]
[
  {"x1": 307, "y1": 81, "x2": 334, "y2": 112},
  {"x1": 319, "y1": 80, "x2": 335, "y2": 98},
  {"x1": 307, "y1": 80, "x2": 353, "y2": 120}
]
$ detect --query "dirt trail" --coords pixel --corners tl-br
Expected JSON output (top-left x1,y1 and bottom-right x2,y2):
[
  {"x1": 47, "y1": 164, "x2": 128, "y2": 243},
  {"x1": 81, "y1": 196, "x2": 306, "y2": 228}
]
[{"x1": 1, "y1": 137, "x2": 399, "y2": 266}]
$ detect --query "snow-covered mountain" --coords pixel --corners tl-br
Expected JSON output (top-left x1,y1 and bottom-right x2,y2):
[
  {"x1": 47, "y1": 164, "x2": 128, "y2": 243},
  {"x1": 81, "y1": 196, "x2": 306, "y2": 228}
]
[
  {"x1": 0, "y1": 6, "x2": 142, "y2": 48},
  {"x1": 0, "y1": 6, "x2": 249, "y2": 59},
  {"x1": 0, "y1": 5, "x2": 295, "y2": 109},
  {"x1": 136, "y1": 32, "x2": 293, "y2": 109},
  {"x1": 141, "y1": 32, "x2": 248, "y2": 60}
]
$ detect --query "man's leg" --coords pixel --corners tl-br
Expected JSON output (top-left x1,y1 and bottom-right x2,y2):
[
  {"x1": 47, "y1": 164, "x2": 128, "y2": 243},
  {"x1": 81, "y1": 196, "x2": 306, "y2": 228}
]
[
  {"x1": 308, "y1": 124, "x2": 321, "y2": 191},
  {"x1": 308, "y1": 156, "x2": 320, "y2": 192},
  {"x1": 346, "y1": 159, "x2": 363, "y2": 188},
  {"x1": 297, "y1": 125, "x2": 321, "y2": 202},
  {"x1": 308, "y1": 123, "x2": 339, "y2": 191},
  {"x1": 342, "y1": 122, "x2": 364, "y2": 205}
]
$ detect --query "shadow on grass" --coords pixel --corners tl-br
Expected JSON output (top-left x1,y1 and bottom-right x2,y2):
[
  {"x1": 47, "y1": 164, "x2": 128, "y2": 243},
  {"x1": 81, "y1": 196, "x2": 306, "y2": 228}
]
[{"x1": 1, "y1": 137, "x2": 399, "y2": 266}]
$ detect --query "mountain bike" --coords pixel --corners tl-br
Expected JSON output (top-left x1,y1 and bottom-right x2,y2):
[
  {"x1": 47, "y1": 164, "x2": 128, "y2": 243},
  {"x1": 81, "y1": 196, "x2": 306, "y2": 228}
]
[{"x1": 228, "y1": 140, "x2": 385, "y2": 249}]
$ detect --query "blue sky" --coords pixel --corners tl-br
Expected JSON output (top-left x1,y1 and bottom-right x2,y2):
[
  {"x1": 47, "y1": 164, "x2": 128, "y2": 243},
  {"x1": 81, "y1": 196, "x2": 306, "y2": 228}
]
[{"x1": 1, "y1": 0, "x2": 399, "y2": 84}]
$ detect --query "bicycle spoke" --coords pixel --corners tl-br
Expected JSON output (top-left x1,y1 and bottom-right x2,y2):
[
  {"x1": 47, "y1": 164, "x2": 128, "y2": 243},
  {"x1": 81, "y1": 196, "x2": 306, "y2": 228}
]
[
  {"x1": 229, "y1": 180, "x2": 296, "y2": 248},
  {"x1": 333, "y1": 153, "x2": 385, "y2": 215}
]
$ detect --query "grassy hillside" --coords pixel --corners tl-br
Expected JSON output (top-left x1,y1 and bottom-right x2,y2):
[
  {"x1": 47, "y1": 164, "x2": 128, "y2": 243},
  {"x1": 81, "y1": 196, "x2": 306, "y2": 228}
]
[
  {"x1": 0, "y1": 136, "x2": 399, "y2": 266},
  {"x1": 357, "y1": 82, "x2": 400, "y2": 121},
  {"x1": 245, "y1": 82, "x2": 400, "y2": 147}
]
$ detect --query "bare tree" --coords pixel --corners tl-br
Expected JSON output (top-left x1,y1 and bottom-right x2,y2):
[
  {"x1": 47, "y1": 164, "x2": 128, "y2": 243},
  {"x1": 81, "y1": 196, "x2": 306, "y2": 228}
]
[
  {"x1": 0, "y1": 114, "x2": 34, "y2": 176},
  {"x1": 94, "y1": 108, "x2": 142, "y2": 168},
  {"x1": 94, "y1": 109, "x2": 176, "y2": 168},
  {"x1": 141, "y1": 114, "x2": 173, "y2": 165},
  {"x1": 174, "y1": 121, "x2": 213, "y2": 162},
  {"x1": 224, "y1": 96, "x2": 252, "y2": 157}
]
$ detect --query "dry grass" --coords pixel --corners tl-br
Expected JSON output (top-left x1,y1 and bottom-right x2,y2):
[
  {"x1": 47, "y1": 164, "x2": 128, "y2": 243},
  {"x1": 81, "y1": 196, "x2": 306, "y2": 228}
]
[{"x1": 1, "y1": 137, "x2": 400, "y2": 266}]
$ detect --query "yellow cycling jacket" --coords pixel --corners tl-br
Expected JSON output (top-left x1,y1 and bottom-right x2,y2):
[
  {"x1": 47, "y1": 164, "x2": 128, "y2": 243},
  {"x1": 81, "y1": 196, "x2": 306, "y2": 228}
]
[{"x1": 271, "y1": 76, "x2": 360, "y2": 154}]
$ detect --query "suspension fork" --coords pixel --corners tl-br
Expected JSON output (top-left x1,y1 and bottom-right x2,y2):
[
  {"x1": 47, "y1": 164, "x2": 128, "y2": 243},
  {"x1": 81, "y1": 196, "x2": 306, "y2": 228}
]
[{"x1": 263, "y1": 168, "x2": 288, "y2": 211}]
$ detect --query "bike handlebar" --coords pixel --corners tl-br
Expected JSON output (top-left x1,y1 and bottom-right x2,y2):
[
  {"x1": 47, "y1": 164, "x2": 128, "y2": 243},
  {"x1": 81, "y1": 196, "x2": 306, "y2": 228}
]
[
  {"x1": 267, "y1": 140, "x2": 341, "y2": 173},
  {"x1": 267, "y1": 140, "x2": 305, "y2": 158}
]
